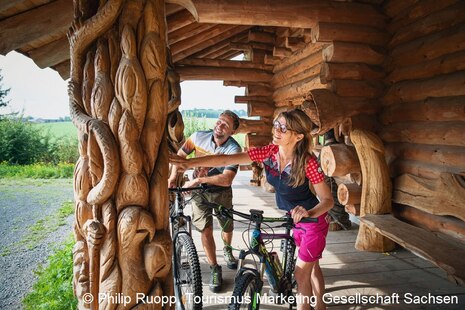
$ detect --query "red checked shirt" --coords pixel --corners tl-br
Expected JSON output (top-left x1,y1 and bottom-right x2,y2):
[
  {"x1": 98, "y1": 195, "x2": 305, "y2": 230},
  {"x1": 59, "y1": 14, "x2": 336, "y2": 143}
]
[{"x1": 248, "y1": 144, "x2": 325, "y2": 211}]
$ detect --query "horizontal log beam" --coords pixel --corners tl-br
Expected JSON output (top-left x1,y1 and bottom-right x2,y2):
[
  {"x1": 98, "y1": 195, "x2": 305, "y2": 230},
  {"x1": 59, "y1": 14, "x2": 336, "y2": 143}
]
[
  {"x1": 273, "y1": 75, "x2": 327, "y2": 103},
  {"x1": 168, "y1": 22, "x2": 216, "y2": 45},
  {"x1": 393, "y1": 173, "x2": 465, "y2": 222},
  {"x1": 274, "y1": 42, "x2": 325, "y2": 72},
  {"x1": 223, "y1": 81, "x2": 270, "y2": 88},
  {"x1": 387, "y1": 50, "x2": 465, "y2": 83},
  {"x1": 273, "y1": 47, "x2": 293, "y2": 58},
  {"x1": 388, "y1": 0, "x2": 460, "y2": 34},
  {"x1": 191, "y1": 33, "x2": 247, "y2": 58},
  {"x1": 386, "y1": 143, "x2": 465, "y2": 174},
  {"x1": 380, "y1": 96, "x2": 465, "y2": 124},
  {"x1": 236, "y1": 118, "x2": 272, "y2": 135},
  {"x1": 191, "y1": 0, "x2": 386, "y2": 29},
  {"x1": 246, "y1": 134, "x2": 272, "y2": 148},
  {"x1": 247, "y1": 102, "x2": 274, "y2": 117},
  {"x1": 312, "y1": 22, "x2": 389, "y2": 46},
  {"x1": 230, "y1": 42, "x2": 273, "y2": 52},
  {"x1": 323, "y1": 41, "x2": 385, "y2": 65},
  {"x1": 381, "y1": 121, "x2": 465, "y2": 147},
  {"x1": 167, "y1": 9, "x2": 196, "y2": 33},
  {"x1": 320, "y1": 62, "x2": 384, "y2": 84},
  {"x1": 273, "y1": 64, "x2": 321, "y2": 90},
  {"x1": 0, "y1": 0, "x2": 73, "y2": 54},
  {"x1": 172, "y1": 26, "x2": 250, "y2": 62},
  {"x1": 27, "y1": 36, "x2": 69, "y2": 68},
  {"x1": 331, "y1": 80, "x2": 385, "y2": 98},
  {"x1": 383, "y1": 71, "x2": 465, "y2": 106},
  {"x1": 246, "y1": 84, "x2": 273, "y2": 96},
  {"x1": 272, "y1": 51, "x2": 322, "y2": 87},
  {"x1": 383, "y1": 0, "x2": 417, "y2": 18},
  {"x1": 176, "y1": 65, "x2": 272, "y2": 82},
  {"x1": 235, "y1": 96, "x2": 271, "y2": 104},
  {"x1": 171, "y1": 24, "x2": 237, "y2": 56},
  {"x1": 248, "y1": 30, "x2": 275, "y2": 44},
  {"x1": 177, "y1": 58, "x2": 272, "y2": 70},
  {"x1": 392, "y1": 204, "x2": 465, "y2": 243},
  {"x1": 388, "y1": 23, "x2": 465, "y2": 70},
  {"x1": 388, "y1": 2, "x2": 465, "y2": 48}
]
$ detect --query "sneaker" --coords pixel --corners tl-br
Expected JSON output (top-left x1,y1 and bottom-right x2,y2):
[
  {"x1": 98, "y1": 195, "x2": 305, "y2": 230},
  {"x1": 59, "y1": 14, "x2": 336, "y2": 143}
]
[
  {"x1": 209, "y1": 264, "x2": 223, "y2": 293},
  {"x1": 223, "y1": 246, "x2": 238, "y2": 269}
]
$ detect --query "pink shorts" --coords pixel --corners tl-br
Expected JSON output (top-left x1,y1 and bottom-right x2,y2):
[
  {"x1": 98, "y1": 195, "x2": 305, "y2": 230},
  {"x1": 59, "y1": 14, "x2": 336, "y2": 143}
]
[{"x1": 293, "y1": 213, "x2": 330, "y2": 262}]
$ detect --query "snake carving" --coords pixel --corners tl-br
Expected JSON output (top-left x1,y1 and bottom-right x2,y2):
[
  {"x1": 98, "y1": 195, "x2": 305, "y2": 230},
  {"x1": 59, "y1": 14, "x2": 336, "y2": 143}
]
[{"x1": 68, "y1": 1, "x2": 173, "y2": 308}]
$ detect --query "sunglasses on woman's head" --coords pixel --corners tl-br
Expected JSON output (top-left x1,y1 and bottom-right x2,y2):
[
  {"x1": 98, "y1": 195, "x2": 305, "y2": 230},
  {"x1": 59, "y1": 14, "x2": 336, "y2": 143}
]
[{"x1": 273, "y1": 121, "x2": 291, "y2": 133}]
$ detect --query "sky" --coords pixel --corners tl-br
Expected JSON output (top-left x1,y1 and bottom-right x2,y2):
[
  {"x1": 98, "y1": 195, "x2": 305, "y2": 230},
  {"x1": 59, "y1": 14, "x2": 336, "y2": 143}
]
[{"x1": 0, "y1": 51, "x2": 245, "y2": 119}]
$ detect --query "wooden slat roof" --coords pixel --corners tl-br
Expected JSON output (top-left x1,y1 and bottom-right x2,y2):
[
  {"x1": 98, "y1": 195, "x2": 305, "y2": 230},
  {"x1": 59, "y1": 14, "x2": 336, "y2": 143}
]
[{"x1": 0, "y1": 0, "x2": 385, "y2": 79}]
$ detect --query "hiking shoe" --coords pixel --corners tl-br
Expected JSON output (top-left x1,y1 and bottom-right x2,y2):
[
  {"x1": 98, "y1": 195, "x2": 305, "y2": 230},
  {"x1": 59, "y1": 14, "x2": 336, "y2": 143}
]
[
  {"x1": 223, "y1": 246, "x2": 238, "y2": 269},
  {"x1": 209, "y1": 264, "x2": 223, "y2": 293}
]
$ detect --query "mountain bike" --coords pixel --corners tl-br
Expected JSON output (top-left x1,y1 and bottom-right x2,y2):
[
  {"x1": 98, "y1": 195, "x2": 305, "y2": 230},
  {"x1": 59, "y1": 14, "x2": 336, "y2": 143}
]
[
  {"x1": 169, "y1": 186, "x2": 204, "y2": 310},
  {"x1": 208, "y1": 205, "x2": 317, "y2": 310}
]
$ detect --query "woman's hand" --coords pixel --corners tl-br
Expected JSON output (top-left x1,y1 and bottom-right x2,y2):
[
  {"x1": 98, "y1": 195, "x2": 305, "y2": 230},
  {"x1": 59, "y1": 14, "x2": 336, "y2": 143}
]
[
  {"x1": 291, "y1": 205, "x2": 309, "y2": 224},
  {"x1": 169, "y1": 153, "x2": 191, "y2": 170}
]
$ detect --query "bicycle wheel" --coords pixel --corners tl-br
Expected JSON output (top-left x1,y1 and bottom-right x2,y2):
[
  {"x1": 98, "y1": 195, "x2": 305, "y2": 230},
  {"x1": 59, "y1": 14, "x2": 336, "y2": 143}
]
[
  {"x1": 228, "y1": 272, "x2": 262, "y2": 310},
  {"x1": 174, "y1": 233, "x2": 203, "y2": 310}
]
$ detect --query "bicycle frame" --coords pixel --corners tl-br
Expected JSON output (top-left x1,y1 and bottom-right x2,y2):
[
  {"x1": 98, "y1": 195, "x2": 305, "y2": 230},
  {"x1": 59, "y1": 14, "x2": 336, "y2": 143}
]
[{"x1": 235, "y1": 209, "x2": 296, "y2": 295}]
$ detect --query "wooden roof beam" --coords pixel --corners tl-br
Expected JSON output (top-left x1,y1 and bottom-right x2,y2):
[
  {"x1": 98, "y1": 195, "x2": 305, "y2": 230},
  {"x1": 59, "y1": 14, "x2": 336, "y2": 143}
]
[
  {"x1": 175, "y1": 65, "x2": 272, "y2": 82},
  {"x1": 27, "y1": 36, "x2": 69, "y2": 69},
  {"x1": 171, "y1": 24, "x2": 237, "y2": 56},
  {"x1": 190, "y1": 33, "x2": 247, "y2": 58},
  {"x1": 219, "y1": 50, "x2": 243, "y2": 60},
  {"x1": 0, "y1": 0, "x2": 73, "y2": 55},
  {"x1": 167, "y1": 9, "x2": 196, "y2": 33},
  {"x1": 177, "y1": 58, "x2": 272, "y2": 70},
  {"x1": 189, "y1": 0, "x2": 386, "y2": 29},
  {"x1": 168, "y1": 22, "x2": 216, "y2": 45},
  {"x1": 172, "y1": 25, "x2": 250, "y2": 62}
]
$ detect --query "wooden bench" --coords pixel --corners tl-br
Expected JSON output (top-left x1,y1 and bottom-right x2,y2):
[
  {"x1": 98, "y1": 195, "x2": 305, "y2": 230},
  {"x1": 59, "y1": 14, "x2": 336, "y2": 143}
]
[{"x1": 360, "y1": 214, "x2": 465, "y2": 286}]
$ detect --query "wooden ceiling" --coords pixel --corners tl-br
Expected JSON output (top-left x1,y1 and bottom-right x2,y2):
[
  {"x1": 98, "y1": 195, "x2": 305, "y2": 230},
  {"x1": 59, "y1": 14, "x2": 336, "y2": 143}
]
[{"x1": 0, "y1": 0, "x2": 385, "y2": 80}]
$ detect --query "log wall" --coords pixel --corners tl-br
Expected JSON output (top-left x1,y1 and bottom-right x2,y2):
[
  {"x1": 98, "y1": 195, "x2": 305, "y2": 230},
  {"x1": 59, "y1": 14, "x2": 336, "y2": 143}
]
[{"x1": 381, "y1": 0, "x2": 465, "y2": 235}]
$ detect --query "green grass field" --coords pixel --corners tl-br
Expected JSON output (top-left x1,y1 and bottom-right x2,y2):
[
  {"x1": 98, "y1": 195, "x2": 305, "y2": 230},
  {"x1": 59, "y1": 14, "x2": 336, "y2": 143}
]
[
  {"x1": 34, "y1": 120, "x2": 246, "y2": 148},
  {"x1": 34, "y1": 122, "x2": 77, "y2": 140}
]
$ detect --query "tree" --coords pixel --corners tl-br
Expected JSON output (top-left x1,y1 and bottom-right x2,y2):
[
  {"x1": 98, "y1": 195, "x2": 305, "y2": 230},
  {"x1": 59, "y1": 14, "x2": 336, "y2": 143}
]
[{"x1": 0, "y1": 69, "x2": 11, "y2": 109}]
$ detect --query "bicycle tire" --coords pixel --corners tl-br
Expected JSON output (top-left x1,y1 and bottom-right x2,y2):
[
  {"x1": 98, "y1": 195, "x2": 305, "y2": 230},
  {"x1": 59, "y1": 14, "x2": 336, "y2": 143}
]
[
  {"x1": 228, "y1": 272, "x2": 262, "y2": 310},
  {"x1": 174, "y1": 233, "x2": 203, "y2": 310}
]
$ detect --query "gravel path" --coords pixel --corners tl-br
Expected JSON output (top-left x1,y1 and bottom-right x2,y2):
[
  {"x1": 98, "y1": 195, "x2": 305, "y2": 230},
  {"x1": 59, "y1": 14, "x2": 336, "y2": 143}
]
[{"x1": 0, "y1": 179, "x2": 74, "y2": 310}]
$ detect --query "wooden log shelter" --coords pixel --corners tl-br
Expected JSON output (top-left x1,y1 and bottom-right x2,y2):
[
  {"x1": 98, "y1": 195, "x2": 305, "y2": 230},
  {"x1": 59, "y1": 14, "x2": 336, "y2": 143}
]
[{"x1": 1, "y1": 0, "x2": 465, "y2": 306}]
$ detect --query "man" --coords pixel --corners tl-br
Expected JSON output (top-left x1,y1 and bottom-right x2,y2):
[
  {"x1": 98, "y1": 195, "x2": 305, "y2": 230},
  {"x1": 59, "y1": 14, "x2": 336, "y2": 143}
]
[{"x1": 168, "y1": 110, "x2": 241, "y2": 292}]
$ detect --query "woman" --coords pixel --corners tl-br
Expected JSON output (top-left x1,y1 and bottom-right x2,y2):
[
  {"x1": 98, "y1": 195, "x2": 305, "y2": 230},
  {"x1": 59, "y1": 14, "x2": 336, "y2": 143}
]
[{"x1": 170, "y1": 109, "x2": 333, "y2": 310}]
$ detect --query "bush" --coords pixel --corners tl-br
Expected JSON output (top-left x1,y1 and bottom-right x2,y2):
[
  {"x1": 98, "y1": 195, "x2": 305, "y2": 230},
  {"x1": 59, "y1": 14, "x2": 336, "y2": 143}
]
[
  {"x1": 0, "y1": 118, "x2": 50, "y2": 164},
  {"x1": 0, "y1": 118, "x2": 78, "y2": 165}
]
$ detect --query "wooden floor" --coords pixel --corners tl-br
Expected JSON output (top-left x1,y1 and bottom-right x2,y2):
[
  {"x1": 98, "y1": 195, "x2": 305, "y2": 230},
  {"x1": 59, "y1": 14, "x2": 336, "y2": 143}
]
[{"x1": 188, "y1": 171, "x2": 465, "y2": 309}]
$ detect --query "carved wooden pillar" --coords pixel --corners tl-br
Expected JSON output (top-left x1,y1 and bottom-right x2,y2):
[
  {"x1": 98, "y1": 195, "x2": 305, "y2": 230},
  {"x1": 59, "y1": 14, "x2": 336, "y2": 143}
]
[
  {"x1": 351, "y1": 129, "x2": 395, "y2": 252},
  {"x1": 68, "y1": 1, "x2": 175, "y2": 308}
]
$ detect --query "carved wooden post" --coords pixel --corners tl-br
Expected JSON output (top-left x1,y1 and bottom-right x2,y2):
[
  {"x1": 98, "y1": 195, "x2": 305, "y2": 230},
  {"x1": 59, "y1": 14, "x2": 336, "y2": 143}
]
[
  {"x1": 351, "y1": 129, "x2": 395, "y2": 252},
  {"x1": 68, "y1": 1, "x2": 174, "y2": 308}
]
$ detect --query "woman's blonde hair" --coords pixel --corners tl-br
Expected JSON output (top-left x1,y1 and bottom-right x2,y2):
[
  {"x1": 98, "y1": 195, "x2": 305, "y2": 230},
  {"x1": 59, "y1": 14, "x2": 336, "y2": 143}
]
[{"x1": 275, "y1": 109, "x2": 315, "y2": 187}]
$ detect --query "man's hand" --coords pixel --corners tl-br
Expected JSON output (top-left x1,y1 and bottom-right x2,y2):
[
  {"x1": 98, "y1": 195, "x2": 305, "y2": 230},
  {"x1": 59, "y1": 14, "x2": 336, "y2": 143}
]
[
  {"x1": 183, "y1": 178, "x2": 201, "y2": 189},
  {"x1": 169, "y1": 153, "x2": 191, "y2": 171}
]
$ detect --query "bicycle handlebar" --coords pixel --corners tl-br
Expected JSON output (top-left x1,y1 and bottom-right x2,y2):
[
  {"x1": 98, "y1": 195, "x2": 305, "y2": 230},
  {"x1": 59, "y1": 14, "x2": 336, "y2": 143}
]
[{"x1": 168, "y1": 184, "x2": 207, "y2": 193}]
